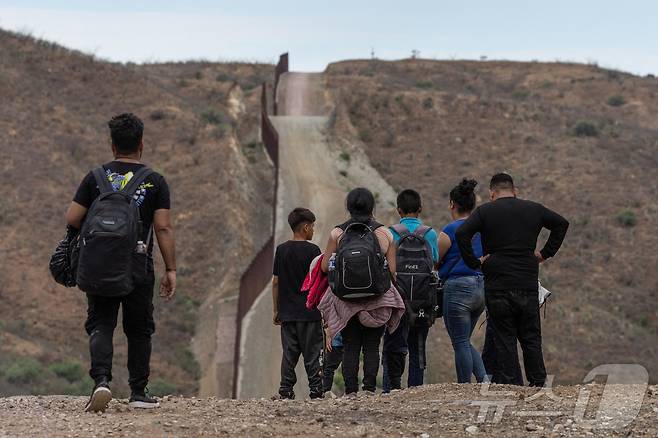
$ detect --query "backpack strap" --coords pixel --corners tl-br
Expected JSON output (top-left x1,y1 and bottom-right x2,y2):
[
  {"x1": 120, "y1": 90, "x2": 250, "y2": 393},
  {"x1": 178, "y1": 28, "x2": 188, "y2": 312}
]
[
  {"x1": 92, "y1": 167, "x2": 114, "y2": 194},
  {"x1": 412, "y1": 224, "x2": 432, "y2": 239},
  {"x1": 121, "y1": 167, "x2": 154, "y2": 196},
  {"x1": 390, "y1": 223, "x2": 410, "y2": 239}
]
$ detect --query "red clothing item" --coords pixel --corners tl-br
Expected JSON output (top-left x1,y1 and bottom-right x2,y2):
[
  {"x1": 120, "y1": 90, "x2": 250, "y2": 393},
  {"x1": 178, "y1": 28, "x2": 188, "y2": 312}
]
[{"x1": 302, "y1": 254, "x2": 328, "y2": 310}]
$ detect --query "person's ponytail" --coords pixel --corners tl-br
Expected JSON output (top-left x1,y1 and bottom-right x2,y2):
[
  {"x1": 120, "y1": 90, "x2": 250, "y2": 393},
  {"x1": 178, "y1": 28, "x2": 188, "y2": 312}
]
[{"x1": 450, "y1": 178, "x2": 478, "y2": 213}]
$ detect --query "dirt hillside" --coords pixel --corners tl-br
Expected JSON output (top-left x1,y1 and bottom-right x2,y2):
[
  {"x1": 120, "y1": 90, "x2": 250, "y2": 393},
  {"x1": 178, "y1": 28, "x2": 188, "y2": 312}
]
[
  {"x1": 0, "y1": 29, "x2": 274, "y2": 398},
  {"x1": 326, "y1": 59, "x2": 658, "y2": 385}
]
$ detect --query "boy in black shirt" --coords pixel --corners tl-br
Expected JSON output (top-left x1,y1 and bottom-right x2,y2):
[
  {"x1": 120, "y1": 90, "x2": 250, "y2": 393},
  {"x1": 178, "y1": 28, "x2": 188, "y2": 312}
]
[{"x1": 272, "y1": 208, "x2": 323, "y2": 399}]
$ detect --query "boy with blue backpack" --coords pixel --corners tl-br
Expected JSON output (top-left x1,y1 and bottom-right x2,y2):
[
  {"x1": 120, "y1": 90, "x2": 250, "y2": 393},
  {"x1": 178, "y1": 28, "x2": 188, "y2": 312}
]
[{"x1": 383, "y1": 189, "x2": 439, "y2": 391}]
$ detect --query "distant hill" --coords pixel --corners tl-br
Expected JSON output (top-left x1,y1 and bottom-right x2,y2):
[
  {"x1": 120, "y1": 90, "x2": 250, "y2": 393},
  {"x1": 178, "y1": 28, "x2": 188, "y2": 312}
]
[
  {"x1": 326, "y1": 59, "x2": 658, "y2": 383},
  {"x1": 0, "y1": 29, "x2": 274, "y2": 397}
]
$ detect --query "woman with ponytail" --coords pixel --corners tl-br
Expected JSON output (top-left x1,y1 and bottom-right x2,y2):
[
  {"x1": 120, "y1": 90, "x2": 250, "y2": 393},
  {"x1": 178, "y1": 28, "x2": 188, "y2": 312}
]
[{"x1": 438, "y1": 179, "x2": 487, "y2": 383}]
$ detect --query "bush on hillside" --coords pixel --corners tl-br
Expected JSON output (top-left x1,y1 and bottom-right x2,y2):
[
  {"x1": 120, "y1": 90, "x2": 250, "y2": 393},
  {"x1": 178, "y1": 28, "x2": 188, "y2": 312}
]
[
  {"x1": 200, "y1": 108, "x2": 224, "y2": 125},
  {"x1": 216, "y1": 72, "x2": 234, "y2": 82},
  {"x1": 149, "y1": 378, "x2": 177, "y2": 396},
  {"x1": 573, "y1": 121, "x2": 598, "y2": 137},
  {"x1": 423, "y1": 97, "x2": 433, "y2": 109},
  {"x1": 240, "y1": 75, "x2": 263, "y2": 92},
  {"x1": 3, "y1": 358, "x2": 42, "y2": 384},
  {"x1": 616, "y1": 209, "x2": 637, "y2": 227},
  {"x1": 49, "y1": 361, "x2": 85, "y2": 383},
  {"x1": 339, "y1": 151, "x2": 351, "y2": 162},
  {"x1": 512, "y1": 89, "x2": 530, "y2": 100},
  {"x1": 607, "y1": 95, "x2": 626, "y2": 107},
  {"x1": 415, "y1": 80, "x2": 433, "y2": 89},
  {"x1": 358, "y1": 128, "x2": 373, "y2": 143}
]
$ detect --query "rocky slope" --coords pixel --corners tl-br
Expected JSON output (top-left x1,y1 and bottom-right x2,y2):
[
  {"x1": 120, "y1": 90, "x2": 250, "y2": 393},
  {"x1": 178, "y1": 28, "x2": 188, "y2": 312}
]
[{"x1": 0, "y1": 383, "x2": 655, "y2": 437}]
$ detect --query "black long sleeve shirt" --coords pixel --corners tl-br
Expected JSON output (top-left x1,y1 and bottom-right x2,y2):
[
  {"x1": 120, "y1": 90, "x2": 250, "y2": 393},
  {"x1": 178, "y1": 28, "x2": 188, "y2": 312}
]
[{"x1": 456, "y1": 197, "x2": 569, "y2": 291}]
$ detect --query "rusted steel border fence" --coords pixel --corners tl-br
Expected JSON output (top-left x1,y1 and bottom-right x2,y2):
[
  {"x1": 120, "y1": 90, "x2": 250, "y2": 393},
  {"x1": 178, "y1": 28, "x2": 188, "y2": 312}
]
[{"x1": 232, "y1": 53, "x2": 288, "y2": 398}]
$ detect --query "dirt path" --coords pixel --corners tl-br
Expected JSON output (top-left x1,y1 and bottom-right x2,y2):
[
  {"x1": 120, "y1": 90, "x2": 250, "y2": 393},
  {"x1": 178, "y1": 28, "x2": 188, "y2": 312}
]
[
  {"x1": 0, "y1": 383, "x2": 655, "y2": 437},
  {"x1": 236, "y1": 71, "x2": 396, "y2": 399}
]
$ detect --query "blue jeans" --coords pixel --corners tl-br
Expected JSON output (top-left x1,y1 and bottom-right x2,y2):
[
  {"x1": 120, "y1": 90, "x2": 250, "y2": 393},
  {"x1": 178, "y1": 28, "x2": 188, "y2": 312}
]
[{"x1": 443, "y1": 276, "x2": 487, "y2": 383}]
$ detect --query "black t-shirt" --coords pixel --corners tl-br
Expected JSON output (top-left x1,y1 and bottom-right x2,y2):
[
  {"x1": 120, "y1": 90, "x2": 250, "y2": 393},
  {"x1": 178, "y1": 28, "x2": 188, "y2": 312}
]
[
  {"x1": 456, "y1": 197, "x2": 569, "y2": 291},
  {"x1": 73, "y1": 161, "x2": 171, "y2": 258},
  {"x1": 273, "y1": 240, "x2": 321, "y2": 322}
]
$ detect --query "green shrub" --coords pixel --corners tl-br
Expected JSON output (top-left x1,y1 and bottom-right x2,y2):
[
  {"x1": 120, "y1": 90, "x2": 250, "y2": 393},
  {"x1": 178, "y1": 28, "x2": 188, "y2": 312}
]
[
  {"x1": 4, "y1": 358, "x2": 42, "y2": 384},
  {"x1": 616, "y1": 209, "x2": 637, "y2": 227},
  {"x1": 512, "y1": 89, "x2": 530, "y2": 100},
  {"x1": 415, "y1": 80, "x2": 433, "y2": 89},
  {"x1": 240, "y1": 75, "x2": 262, "y2": 91},
  {"x1": 0, "y1": 199, "x2": 16, "y2": 225},
  {"x1": 149, "y1": 378, "x2": 177, "y2": 396},
  {"x1": 194, "y1": 71, "x2": 203, "y2": 80},
  {"x1": 358, "y1": 128, "x2": 372, "y2": 143},
  {"x1": 573, "y1": 121, "x2": 598, "y2": 137},
  {"x1": 176, "y1": 348, "x2": 200, "y2": 379},
  {"x1": 607, "y1": 95, "x2": 626, "y2": 107},
  {"x1": 200, "y1": 108, "x2": 223, "y2": 125},
  {"x1": 63, "y1": 378, "x2": 93, "y2": 396},
  {"x1": 422, "y1": 97, "x2": 433, "y2": 109},
  {"x1": 339, "y1": 151, "x2": 351, "y2": 162},
  {"x1": 216, "y1": 72, "x2": 234, "y2": 82},
  {"x1": 339, "y1": 170, "x2": 348, "y2": 177},
  {"x1": 49, "y1": 361, "x2": 85, "y2": 383}
]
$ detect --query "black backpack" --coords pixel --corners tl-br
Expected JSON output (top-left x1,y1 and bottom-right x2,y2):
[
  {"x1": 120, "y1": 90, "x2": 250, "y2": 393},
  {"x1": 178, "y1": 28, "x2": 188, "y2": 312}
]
[
  {"x1": 329, "y1": 219, "x2": 391, "y2": 301},
  {"x1": 76, "y1": 166, "x2": 153, "y2": 297},
  {"x1": 391, "y1": 224, "x2": 439, "y2": 327}
]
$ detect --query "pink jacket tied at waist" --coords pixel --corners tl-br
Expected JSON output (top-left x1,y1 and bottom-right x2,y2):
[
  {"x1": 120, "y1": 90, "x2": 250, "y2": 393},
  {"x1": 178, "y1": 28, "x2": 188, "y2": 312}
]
[
  {"x1": 318, "y1": 284, "x2": 406, "y2": 340},
  {"x1": 301, "y1": 254, "x2": 328, "y2": 310}
]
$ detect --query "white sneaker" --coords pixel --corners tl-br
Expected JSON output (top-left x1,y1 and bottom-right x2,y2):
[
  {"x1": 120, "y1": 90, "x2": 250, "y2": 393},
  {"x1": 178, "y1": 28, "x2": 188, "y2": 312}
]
[{"x1": 84, "y1": 384, "x2": 112, "y2": 413}]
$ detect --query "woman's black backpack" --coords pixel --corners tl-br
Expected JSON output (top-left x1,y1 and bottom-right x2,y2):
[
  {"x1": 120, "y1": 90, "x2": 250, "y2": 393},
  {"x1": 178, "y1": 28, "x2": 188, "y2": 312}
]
[
  {"x1": 329, "y1": 220, "x2": 391, "y2": 300},
  {"x1": 75, "y1": 166, "x2": 153, "y2": 297}
]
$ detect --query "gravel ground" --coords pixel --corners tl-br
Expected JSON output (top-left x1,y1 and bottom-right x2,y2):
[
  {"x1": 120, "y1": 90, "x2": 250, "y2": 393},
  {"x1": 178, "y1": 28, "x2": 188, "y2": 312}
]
[{"x1": 0, "y1": 383, "x2": 655, "y2": 437}]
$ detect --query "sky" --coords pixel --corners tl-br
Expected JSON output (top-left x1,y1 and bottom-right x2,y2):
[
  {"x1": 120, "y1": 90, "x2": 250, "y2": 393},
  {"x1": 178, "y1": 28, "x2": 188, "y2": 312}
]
[{"x1": 1, "y1": 1, "x2": 657, "y2": 75}]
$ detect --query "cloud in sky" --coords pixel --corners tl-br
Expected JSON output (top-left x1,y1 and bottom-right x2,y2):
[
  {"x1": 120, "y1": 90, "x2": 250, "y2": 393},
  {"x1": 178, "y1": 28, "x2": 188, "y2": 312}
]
[{"x1": 1, "y1": 2, "x2": 657, "y2": 75}]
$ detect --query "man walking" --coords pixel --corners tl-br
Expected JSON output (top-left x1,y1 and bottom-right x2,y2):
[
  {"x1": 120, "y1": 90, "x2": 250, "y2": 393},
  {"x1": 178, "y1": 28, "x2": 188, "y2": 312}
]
[
  {"x1": 66, "y1": 113, "x2": 176, "y2": 411},
  {"x1": 456, "y1": 173, "x2": 568, "y2": 386}
]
